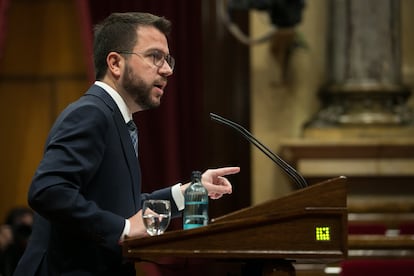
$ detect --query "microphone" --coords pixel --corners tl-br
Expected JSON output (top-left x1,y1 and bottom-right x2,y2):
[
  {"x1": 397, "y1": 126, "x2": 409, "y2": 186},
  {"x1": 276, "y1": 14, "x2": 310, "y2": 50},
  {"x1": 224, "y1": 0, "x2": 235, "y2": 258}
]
[{"x1": 210, "y1": 113, "x2": 307, "y2": 189}]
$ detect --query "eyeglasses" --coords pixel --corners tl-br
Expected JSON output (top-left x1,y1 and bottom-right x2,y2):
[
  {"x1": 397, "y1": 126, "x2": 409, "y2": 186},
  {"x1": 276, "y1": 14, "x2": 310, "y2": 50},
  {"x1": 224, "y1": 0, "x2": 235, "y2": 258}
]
[{"x1": 119, "y1": 50, "x2": 175, "y2": 71}]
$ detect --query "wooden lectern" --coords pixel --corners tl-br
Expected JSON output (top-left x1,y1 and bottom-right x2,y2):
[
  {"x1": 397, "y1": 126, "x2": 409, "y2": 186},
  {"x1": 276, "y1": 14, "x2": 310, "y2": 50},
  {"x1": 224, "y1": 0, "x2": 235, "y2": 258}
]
[{"x1": 123, "y1": 177, "x2": 348, "y2": 275}]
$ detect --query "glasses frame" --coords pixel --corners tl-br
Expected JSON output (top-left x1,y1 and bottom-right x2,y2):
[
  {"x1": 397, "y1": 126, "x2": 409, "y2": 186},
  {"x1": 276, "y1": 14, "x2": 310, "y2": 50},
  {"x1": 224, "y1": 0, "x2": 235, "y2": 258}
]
[{"x1": 118, "y1": 50, "x2": 175, "y2": 71}]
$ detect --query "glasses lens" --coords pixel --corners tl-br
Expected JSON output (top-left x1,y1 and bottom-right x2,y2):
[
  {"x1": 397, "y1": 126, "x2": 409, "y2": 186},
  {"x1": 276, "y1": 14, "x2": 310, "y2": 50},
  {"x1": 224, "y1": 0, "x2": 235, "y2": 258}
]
[
  {"x1": 151, "y1": 51, "x2": 163, "y2": 67},
  {"x1": 148, "y1": 51, "x2": 175, "y2": 70},
  {"x1": 166, "y1": 55, "x2": 175, "y2": 70}
]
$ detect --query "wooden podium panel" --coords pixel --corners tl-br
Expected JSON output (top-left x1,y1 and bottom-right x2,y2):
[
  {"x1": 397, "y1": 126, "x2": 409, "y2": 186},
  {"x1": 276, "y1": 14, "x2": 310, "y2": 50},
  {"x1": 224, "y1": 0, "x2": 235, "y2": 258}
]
[{"x1": 123, "y1": 177, "x2": 348, "y2": 267}]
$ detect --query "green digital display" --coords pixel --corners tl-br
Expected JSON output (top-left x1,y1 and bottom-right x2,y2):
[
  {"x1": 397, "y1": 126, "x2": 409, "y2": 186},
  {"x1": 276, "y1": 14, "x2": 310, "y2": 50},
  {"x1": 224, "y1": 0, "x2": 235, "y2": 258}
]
[{"x1": 316, "y1": 226, "x2": 331, "y2": 241}]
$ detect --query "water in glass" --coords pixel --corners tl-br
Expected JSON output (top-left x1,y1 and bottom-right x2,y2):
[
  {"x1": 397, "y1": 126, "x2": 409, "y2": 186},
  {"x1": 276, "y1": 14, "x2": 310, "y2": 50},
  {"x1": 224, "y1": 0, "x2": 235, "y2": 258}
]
[{"x1": 142, "y1": 200, "x2": 171, "y2": 236}]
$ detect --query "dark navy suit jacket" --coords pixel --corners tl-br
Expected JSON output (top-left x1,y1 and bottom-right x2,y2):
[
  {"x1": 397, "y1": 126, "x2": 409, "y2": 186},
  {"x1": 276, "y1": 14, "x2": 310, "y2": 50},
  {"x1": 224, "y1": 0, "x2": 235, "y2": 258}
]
[{"x1": 14, "y1": 85, "x2": 180, "y2": 276}]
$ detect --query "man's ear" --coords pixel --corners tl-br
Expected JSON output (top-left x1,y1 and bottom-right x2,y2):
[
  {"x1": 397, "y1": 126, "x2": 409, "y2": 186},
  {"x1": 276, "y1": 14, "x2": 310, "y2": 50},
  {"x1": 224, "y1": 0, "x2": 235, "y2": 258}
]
[{"x1": 106, "y1": 52, "x2": 123, "y2": 78}]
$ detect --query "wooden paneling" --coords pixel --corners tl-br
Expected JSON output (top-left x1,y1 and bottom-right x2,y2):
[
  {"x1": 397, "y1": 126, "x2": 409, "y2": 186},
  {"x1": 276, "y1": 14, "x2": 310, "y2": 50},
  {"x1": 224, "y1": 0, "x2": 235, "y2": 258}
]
[
  {"x1": 0, "y1": 82, "x2": 50, "y2": 214},
  {"x1": 0, "y1": 0, "x2": 89, "y2": 220},
  {"x1": 1, "y1": 0, "x2": 87, "y2": 76}
]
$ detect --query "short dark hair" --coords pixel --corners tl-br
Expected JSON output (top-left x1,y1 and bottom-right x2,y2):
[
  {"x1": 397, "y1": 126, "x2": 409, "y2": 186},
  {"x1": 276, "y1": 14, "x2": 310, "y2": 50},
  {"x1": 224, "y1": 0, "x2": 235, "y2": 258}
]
[{"x1": 93, "y1": 12, "x2": 172, "y2": 80}]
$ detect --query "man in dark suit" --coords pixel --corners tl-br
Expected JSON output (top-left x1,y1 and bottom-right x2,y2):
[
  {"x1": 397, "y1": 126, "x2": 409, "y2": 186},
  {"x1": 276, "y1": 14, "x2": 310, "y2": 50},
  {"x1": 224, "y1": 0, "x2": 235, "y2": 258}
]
[{"x1": 13, "y1": 12, "x2": 240, "y2": 276}]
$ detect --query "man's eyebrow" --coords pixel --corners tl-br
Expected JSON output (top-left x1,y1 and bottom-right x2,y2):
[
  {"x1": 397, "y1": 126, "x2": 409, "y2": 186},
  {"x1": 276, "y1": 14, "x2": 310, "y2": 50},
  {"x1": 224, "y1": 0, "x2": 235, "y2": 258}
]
[{"x1": 143, "y1": 48, "x2": 169, "y2": 55}]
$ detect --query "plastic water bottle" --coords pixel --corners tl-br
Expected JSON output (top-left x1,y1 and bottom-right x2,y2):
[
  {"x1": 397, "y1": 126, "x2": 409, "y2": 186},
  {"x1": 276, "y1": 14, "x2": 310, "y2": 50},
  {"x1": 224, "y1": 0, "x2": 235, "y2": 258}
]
[{"x1": 183, "y1": 171, "x2": 209, "y2": 229}]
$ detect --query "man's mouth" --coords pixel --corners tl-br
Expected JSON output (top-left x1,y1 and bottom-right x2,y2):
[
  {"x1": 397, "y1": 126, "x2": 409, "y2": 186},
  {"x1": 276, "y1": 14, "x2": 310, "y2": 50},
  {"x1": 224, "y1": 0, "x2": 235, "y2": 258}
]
[
  {"x1": 154, "y1": 84, "x2": 163, "y2": 90},
  {"x1": 154, "y1": 80, "x2": 167, "y2": 92}
]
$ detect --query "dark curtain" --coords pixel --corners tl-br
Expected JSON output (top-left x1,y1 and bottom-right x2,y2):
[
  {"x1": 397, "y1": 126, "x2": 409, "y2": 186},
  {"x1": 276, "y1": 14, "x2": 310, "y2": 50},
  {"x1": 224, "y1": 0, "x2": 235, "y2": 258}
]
[{"x1": 83, "y1": 1, "x2": 204, "y2": 195}]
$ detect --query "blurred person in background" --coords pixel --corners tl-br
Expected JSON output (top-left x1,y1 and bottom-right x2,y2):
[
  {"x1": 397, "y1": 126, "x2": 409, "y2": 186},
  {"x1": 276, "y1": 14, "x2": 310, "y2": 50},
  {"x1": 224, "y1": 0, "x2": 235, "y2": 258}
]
[{"x1": 0, "y1": 207, "x2": 33, "y2": 276}]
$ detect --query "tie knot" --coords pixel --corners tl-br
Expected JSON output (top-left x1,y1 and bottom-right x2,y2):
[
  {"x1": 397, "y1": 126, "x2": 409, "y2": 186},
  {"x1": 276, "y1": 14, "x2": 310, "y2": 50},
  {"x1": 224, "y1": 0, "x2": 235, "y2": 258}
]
[
  {"x1": 127, "y1": 120, "x2": 137, "y2": 132},
  {"x1": 127, "y1": 120, "x2": 138, "y2": 157}
]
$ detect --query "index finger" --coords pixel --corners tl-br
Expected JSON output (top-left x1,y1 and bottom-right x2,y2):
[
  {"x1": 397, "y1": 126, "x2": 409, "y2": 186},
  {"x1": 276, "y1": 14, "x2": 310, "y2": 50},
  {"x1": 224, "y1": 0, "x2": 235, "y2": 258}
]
[{"x1": 210, "y1": 167, "x2": 240, "y2": 177}]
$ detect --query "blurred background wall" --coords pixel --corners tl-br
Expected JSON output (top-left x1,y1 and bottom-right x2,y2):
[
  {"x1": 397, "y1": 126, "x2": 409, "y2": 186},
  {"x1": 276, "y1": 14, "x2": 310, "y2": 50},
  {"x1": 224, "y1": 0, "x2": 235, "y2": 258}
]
[{"x1": 251, "y1": 0, "x2": 414, "y2": 204}]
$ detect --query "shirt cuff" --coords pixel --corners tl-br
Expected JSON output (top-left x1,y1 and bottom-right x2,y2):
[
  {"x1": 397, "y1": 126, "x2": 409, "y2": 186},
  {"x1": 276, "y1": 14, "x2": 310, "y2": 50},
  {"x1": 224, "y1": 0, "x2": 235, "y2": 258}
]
[
  {"x1": 171, "y1": 183, "x2": 185, "y2": 211},
  {"x1": 120, "y1": 219, "x2": 130, "y2": 242}
]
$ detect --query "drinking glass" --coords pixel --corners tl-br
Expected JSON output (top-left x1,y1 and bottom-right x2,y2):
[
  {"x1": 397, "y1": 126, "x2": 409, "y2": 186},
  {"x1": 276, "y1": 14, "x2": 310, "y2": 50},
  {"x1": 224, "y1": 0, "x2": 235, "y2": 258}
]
[{"x1": 142, "y1": 200, "x2": 171, "y2": 236}]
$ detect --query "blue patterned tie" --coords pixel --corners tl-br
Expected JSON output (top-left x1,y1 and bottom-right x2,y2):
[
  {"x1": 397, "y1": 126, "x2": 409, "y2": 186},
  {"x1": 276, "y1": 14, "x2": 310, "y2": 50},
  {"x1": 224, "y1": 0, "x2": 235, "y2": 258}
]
[{"x1": 127, "y1": 120, "x2": 138, "y2": 157}]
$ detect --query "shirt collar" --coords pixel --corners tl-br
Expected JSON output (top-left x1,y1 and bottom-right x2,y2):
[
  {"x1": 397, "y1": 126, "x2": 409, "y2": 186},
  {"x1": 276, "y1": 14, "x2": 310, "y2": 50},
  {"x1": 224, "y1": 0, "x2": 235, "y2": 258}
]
[{"x1": 94, "y1": 81, "x2": 132, "y2": 123}]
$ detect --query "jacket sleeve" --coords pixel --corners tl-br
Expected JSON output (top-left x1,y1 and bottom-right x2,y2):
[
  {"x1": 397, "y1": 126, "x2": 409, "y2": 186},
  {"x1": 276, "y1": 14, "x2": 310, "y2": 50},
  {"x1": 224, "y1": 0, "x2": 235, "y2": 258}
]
[{"x1": 28, "y1": 102, "x2": 125, "y2": 251}]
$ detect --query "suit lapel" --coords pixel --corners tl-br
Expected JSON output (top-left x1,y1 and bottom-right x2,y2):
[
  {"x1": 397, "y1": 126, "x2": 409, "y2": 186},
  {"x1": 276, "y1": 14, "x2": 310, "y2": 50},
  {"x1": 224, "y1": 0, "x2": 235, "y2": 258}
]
[
  {"x1": 87, "y1": 85, "x2": 141, "y2": 211},
  {"x1": 114, "y1": 112, "x2": 141, "y2": 210}
]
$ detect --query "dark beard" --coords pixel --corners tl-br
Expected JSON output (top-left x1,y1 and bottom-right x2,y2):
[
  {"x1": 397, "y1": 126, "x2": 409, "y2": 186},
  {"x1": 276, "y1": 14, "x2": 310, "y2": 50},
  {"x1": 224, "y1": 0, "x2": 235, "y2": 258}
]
[{"x1": 122, "y1": 64, "x2": 160, "y2": 110}]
